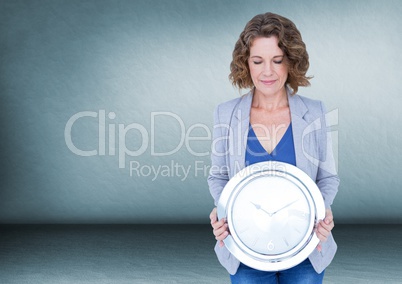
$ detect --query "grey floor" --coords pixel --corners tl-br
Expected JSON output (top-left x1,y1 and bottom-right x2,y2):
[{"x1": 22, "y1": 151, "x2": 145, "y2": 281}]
[{"x1": 0, "y1": 224, "x2": 401, "y2": 284}]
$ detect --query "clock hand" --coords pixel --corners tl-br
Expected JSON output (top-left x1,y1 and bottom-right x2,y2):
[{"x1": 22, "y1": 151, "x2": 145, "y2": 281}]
[
  {"x1": 271, "y1": 199, "x2": 300, "y2": 215},
  {"x1": 250, "y1": 202, "x2": 273, "y2": 217}
]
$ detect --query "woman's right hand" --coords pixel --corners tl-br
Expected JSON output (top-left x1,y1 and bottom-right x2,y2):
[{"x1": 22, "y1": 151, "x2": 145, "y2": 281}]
[{"x1": 209, "y1": 207, "x2": 229, "y2": 247}]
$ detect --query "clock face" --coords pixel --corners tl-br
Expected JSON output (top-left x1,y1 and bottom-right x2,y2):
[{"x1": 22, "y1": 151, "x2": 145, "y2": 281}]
[
  {"x1": 230, "y1": 175, "x2": 312, "y2": 256},
  {"x1": 217, "y1": 161, "x2": 325, "y2": 271}
]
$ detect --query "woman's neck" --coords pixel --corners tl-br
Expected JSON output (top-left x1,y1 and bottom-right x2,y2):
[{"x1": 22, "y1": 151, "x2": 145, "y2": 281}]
[{"x1": 252, "y1": 87, "x2": 288, "y2": 112}]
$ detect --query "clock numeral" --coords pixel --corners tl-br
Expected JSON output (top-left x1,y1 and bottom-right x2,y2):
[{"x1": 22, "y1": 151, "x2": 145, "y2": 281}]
[
  {"x1": 236, "y1": 224, "x2": 249, "y2": 234},
  {"x1": 289, "y1": 209, "x2": 309, "y2": 220},
  {"x1": 283, "y1": 237, "x2": 289, "y2": 247},
  {"x1": 252, "y1": 236, "x2": 259, "y2": 246},
  {"x1": 267, "y1": 240, "x2": 275, "y2": 251}
]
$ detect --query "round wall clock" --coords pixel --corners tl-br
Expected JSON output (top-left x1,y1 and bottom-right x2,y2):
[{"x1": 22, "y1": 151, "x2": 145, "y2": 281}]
[{"x1": 217, "y1": 161, "x2": 325, "y2": 271}]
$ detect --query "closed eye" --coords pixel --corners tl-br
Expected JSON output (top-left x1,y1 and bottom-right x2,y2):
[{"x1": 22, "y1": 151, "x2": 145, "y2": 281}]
[{"x1": 253, "y1": 61, "x2": 263, "y2": 65}]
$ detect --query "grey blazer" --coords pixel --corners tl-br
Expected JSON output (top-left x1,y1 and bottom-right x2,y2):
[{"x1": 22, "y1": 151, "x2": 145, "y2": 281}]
[{"x1": 208, "y1": 89, "x2": 340, "y2": 275}]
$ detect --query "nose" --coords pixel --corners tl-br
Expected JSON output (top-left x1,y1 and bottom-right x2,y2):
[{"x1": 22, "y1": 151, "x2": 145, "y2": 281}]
[{"x1": 262, "y1": 62, "x2": 274, "y2": 76}]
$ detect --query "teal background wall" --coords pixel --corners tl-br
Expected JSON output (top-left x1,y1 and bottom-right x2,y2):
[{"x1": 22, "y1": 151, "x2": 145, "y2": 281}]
[{"x1": 1, "y1": 0, "x2": 401, "y2": 224}]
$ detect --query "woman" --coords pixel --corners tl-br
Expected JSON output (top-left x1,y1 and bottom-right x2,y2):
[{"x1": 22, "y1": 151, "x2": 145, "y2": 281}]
[{"x1": 208, "y1": 12, "x2": 339, "y2": 283}]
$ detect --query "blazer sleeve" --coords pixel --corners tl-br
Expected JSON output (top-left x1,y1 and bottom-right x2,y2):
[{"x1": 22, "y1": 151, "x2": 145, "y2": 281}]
[
  {"x1": 207, "y1": 105, "x2": 230, "y2": 206},
  {"x1": 316, "y1": 101, "x2": 340, "y2": 209}
]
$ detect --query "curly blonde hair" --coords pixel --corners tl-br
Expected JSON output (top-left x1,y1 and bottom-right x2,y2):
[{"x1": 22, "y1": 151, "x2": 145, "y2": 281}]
[{"x1": 229, "y1": 12, "x2": 312, "y2": 94}]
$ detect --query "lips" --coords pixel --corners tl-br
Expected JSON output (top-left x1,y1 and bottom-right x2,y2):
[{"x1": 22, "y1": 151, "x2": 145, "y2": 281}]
[{"x1": 261, "y1": 79, "x2": 276, "y2": 86}]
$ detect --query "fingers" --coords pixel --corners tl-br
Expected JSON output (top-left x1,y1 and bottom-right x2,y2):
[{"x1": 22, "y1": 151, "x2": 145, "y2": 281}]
[
  {"x1": 323, "y1": 208, "x2": 334, "y2": 227},
  {"x1": 209, "y1": 207, "x2": 217, "y2": 223},
  {"x1": 212, "y1": 217, "x2": 228, "y2": 240},
  {"x1": 210, "y1": 207, "x2": 229, "y2": 243},
  {"x1": 316, "y1": 220, "x2": 333, "y2": 240},
  {"x1": 315, "y1": 209, "x2": 335, "y2": 244}
]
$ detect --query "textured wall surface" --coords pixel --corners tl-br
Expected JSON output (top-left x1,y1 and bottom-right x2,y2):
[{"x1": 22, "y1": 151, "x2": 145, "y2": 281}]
[{"x1": 1, "y1": 0, "x2": 401, "y2": 223}]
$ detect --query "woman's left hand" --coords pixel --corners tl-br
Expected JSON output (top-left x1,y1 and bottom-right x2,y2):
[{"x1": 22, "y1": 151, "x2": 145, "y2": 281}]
[{"x1": 315, "y1": 208, "x2": 335, "y2": 252}]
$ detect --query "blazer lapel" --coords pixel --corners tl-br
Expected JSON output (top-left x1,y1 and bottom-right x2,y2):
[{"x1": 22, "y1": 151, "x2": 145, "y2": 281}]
[
  {"x1": 288, "y1": 91, "x2": 313, "y2": 177},
  {"x1": 229, "y1": 91, "x2": 253, "y2": 178}
]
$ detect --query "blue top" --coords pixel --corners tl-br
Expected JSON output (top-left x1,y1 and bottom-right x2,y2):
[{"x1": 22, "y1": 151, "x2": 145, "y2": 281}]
[{"x1": 245, "y1": 123, "x2": 296, "y2": 166}]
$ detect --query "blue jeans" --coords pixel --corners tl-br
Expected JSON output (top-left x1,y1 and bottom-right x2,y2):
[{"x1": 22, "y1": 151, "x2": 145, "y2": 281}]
[{"x1": 230, "y1": 258, "x2": 324, "y2": 284}]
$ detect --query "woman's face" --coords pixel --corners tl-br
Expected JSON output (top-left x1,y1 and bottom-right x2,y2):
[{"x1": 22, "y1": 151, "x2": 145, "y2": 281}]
[{"x1": 248, "y1": 36, "x2": 288, "y2": 97}]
